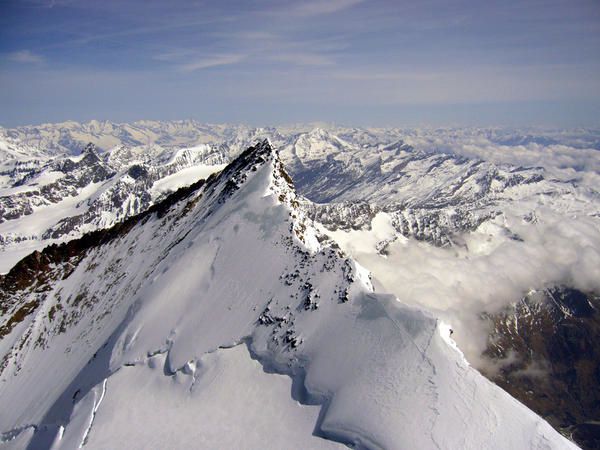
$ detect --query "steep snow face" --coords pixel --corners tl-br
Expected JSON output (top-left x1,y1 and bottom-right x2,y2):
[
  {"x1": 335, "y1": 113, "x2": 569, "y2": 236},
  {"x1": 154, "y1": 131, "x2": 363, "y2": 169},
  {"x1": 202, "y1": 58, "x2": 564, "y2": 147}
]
[{"x1": 0, "y1": 142, "x2": 575, "y2": 449}]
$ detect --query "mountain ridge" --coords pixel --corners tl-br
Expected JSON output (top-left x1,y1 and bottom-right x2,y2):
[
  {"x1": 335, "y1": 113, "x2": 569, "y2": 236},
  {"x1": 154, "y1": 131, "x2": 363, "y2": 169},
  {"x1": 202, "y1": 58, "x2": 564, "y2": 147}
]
[{"x1": 0, "y1": 141, "x2": 577, "y2": 449}]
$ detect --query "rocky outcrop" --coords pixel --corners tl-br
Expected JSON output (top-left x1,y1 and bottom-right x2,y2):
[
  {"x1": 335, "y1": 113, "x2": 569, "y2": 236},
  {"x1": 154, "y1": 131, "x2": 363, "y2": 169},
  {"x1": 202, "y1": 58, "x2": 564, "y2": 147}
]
[{"x1": 482, "y1": 287, "x2": 600, "y2": 449}]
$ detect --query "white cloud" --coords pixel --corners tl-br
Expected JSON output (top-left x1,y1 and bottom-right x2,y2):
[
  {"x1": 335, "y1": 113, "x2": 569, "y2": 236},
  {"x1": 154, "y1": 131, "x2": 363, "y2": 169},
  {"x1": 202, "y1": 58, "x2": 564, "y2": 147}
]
[
  {"x1": 271, "y1": 0, "x2": 364, "y2": 17},
  {"x1": 7, "y1": 50, "x2": 44, "y2": 64},
  {"x1": 333, "y1": 208, "x2": 600, "y2": 369},
  {"x1": 325, "y1": 128, "x2": 600, "y2": 369},
  {"x1": 402, "y1": 129, "x2": 600, "y2": 177},
  {"x1": 179, "y1": 54, "x2": 246, "y2": 72}
]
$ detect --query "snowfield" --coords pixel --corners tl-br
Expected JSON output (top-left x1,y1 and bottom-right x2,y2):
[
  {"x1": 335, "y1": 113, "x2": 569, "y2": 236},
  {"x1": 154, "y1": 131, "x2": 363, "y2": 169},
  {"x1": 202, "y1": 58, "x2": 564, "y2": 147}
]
[
  {"x1": 56, "y1": 345, "x2": 342, "y2": 450},
  {"x1": 0, "y1": 142, "x2": 578, "y2": 449}
]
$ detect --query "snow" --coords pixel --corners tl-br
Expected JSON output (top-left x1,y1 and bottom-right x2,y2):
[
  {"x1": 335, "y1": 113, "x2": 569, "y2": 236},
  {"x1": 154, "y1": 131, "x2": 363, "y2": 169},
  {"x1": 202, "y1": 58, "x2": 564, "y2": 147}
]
[
  {"x1": 0, "y1": 428, "x2": 36, "y2": 450},
  {"x1": 55, "y1": 345, "x2": 341, "y2": 450},
  {"x1": 149, "y1": 163, "x2": 225, "y2": 199},
  {"x1": 323, "y1": 203, "x2": 600, "y2": 368},
  {"x1": 321, "y1": 212, "x2": 397, "y2": 255},
  {"x1": 67, "y1": 153, "x2": 88, "y2": 163},
  {"x1": 0, "y1": 171, "x2": 65, "y2": 196},
  {"x1": 0, "y1": 182, "x2": 101, "y2": 237},
  {"x1": 0, "y1": 182, "x2": 104, "y2": 273},
  {"x1": 0, "y1": 145, "x2": 577, "y2": 449}
]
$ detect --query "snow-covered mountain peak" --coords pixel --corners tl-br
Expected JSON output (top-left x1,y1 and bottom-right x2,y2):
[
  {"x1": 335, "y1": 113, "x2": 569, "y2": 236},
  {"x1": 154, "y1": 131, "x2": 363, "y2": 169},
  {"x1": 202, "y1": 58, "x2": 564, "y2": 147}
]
[
  {"x1": 291, "y1": 128, "x2": 351, "y2": 163},
  {"x1": 62, "y1": 143, "x2": 106, "y2": 171},
  {"x1": 0, "y1": 121, "x2": 597, "y2": 447},
  {"x1": 0, "y1": 141, "x2": 577, "y2": 449},
  {"x1": 193, "y1": 138, "x2": 320, "y2": 250}
]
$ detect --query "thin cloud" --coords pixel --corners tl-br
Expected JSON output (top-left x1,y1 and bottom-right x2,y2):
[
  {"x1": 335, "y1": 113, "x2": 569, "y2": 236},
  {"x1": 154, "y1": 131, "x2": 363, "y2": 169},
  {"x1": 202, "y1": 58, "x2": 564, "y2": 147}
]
[
  {"x1": 67, "y1": 17, "x2": 234, "y2": 47},
  {"x1": 7, "y1": 50, "x2": 44, "y2": 64},
  {"x1": 153, "y1": 49, "x2": 196, "y2": 62},
  {"x1": 271, "y1": 0, "x2": 364, "y2": 17},
  {"x1": 19, "y1": 0, "x2": 75, "y2": 7},
  {"x1": 271, "y1": 52, "x2": 335, "y2": 66},
  {"x1": 180, "y1": 54, "x2": 246, "y2": 72},
  {"x1": 333, "y1": 71, "x2": 441, "y2": 81}
]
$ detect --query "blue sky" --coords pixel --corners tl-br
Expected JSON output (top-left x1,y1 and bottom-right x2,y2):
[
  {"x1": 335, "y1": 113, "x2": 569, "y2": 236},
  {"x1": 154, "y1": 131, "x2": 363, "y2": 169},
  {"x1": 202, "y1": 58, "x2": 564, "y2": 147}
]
[{"x1": 1, "y1": 0, "x2": 599, "y2": 127}]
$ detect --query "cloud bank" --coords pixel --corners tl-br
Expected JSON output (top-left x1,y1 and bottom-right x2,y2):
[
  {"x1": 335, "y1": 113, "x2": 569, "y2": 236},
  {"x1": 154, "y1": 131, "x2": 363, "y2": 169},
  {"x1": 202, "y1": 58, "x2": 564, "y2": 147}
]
[{"x1": 325, "y1": 129, "x2": 600, "y2": 367}]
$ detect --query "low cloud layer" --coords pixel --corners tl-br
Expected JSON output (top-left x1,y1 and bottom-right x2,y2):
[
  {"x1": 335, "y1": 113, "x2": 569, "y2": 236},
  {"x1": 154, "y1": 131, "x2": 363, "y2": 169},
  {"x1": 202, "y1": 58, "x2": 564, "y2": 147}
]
[
  {"x1": 403, "y1": 128, "x2": 600, "y2": 171},
  {"x1": 325, "y1": 129, "x2": 600, "y2": 367},
  {"x1": 331, "y1": 208, "x2": 600, "y2": 367}
]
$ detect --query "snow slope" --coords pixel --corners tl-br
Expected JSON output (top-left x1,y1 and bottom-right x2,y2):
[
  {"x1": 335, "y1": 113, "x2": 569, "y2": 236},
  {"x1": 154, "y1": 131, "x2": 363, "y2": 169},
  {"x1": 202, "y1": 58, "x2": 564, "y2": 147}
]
[
  {"x1": 0, "y1": 141, "x2": 576, "y2": 449},
  {"x1": 57, "y1": 345, "x2": 341, "y2": 450},
  {"x1": 149, "y1": 163, "x2": 226, "y2": 199}
]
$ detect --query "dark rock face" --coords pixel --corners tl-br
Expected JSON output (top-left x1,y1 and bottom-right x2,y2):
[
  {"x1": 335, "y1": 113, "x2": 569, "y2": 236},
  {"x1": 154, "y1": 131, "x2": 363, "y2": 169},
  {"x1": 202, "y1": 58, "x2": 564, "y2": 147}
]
[
  {"x1": 304, "y1": 201, "x2": 378, "y2": 231},
  {"x1": 482, "y1": 287, "x2": 600, "y2": 449},
  {"x1": 127, "y1": 164, "x2": 149, "y2": 179}
]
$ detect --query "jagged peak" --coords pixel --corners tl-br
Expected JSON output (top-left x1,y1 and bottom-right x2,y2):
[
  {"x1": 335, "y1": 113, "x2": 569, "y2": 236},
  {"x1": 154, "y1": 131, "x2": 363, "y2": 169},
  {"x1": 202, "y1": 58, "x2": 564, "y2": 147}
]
[
  {"x1": 196, "y1": 140, "x2": 314, "y2": 244},
  {"x1": 82, "y1": 142, "x2": 100, "y2": 155},
  {"x1": 149, "y1": 139, "x2": 316, "y2": 251},
  {"x1": 239, "y1": 138, "x2": 275, "y2": 161},
  {"x1": 66, "y1": 142, "x2": 104, "y2": 166}
]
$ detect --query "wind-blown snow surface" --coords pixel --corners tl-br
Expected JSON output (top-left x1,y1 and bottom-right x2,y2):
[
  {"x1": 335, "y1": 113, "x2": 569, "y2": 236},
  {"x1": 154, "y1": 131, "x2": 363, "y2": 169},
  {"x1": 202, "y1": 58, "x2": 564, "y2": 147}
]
[
  {"x1": 56, "y1": 345, "x2": 342, "y2": 450},
  {"x1": 0, "y1": 142, "x2": 575, "y2": 449}
]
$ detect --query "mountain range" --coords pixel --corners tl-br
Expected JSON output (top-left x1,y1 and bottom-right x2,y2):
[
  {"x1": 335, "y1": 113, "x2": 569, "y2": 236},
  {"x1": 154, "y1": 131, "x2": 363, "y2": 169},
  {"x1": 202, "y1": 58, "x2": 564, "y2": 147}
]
[{"x1": 1, "y1": 120, "x2": 599, "y2": 449}]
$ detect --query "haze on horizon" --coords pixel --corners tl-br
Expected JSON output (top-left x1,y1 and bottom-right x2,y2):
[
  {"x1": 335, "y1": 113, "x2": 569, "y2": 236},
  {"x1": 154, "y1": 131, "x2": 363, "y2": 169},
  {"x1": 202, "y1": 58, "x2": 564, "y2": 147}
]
[{"x1": 1, "y1": 0, "x2": 599, "y2": 128}]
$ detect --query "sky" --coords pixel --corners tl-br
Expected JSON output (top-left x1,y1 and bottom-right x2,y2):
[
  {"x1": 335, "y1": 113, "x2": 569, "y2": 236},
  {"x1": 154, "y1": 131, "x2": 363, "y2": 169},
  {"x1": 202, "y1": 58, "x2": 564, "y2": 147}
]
[{"x1": 0, "y1": 0, "x2": 599, "y2": 127}]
